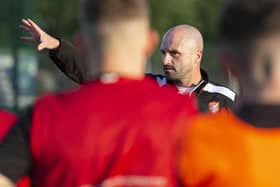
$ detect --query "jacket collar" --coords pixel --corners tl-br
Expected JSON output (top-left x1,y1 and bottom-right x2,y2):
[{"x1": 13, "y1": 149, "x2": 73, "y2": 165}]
[{"x1": 188, "y1": 69, "x2": 209, "y2": 96}]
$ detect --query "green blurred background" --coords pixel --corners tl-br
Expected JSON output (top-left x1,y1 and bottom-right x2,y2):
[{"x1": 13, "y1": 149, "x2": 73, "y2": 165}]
[{"x1": 0, "y1": 0, "x2": 231, "y2": 112}]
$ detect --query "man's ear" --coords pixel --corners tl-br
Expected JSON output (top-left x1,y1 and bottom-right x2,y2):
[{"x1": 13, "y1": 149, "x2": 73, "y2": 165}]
[
  {"x1": 197, "y1": 50, "x2": 202, "y2": 61},
  {"x1": 194, "y1": 49, "x2": 203, "y2": 66},
  {"x1": 145, "y1": 29, "x2": 159, "y2": 58}
]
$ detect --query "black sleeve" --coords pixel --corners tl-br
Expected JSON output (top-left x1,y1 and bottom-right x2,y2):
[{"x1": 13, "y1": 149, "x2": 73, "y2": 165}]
[
  {"x1": 49, "y1": 39, "x2": 86, "y2": 84},
  {"x1": 0, "y1": 107, "x2": 33, "y2": 183},
  {"x1": 223, "y1": 96, "x2": 234, "y2": 111}
]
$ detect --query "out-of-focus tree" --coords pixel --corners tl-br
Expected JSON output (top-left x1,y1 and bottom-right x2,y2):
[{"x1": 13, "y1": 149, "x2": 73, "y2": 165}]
[
  {"x1": 0, "y1": 0, "x2": 13, "y2": 48},
  {"x1": 2, "y1": 0, "x2": 229, "y2": 84},
  {"x1": 36, "y1": 0, "x2": 79, "y2": 39},
  {"x1": 150, "y1": 0, "x2": 224, "y2": 40},
  {"x1": 3, "y1": 0, "x2": 226, "y2": 49},
  {"x1": 34, "y1": 0, "x2": 227, "y2": 82}
]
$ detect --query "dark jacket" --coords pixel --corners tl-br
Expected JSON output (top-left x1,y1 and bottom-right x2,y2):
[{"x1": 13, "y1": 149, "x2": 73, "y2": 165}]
[
  {"x1": 49, "y1": 40, "x2": 236, "y2": 113},
  {"x1": 147, "y1": 70, "x2": 235, "y2": 113}
]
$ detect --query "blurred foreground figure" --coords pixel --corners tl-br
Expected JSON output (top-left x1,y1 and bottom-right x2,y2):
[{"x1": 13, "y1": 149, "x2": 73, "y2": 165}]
[
  {"x1": 178, "y1": 0, "x2": 280, "y2": 186},
  {"x1": 20, "y1": 21, "x2": 235, "y2": 113},
  {"x1": 0, "y1": 111, "x2": 30, "y2": 187},
  {"x1": 0, "y1": 0, "x2": 197, "y2": 187},
  {"x1": 0, "y1": 110, "x2": 16, "y2": 141}
]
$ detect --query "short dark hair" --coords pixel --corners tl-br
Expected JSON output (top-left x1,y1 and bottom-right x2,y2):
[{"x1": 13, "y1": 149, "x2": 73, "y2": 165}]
[
  {"x1": 219, "y1": 0, "x2": 280, "y2": 43},
  {"x1": 82, "y1": 0, "x2": 149, "y2": 24}
]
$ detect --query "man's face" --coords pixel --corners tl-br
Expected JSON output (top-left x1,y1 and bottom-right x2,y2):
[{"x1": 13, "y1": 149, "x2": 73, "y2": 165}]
[{"x1": 160, "y1": 32, "x2": 196, "y2": 85}]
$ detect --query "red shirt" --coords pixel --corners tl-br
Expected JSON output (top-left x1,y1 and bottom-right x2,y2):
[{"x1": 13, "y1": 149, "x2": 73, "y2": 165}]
[
  {"x1": 24, "y1": 76, "x2": 197, "y2": 187},
  {"x1": 0, "y1": 110, "x2": 17, "y2": 141}
]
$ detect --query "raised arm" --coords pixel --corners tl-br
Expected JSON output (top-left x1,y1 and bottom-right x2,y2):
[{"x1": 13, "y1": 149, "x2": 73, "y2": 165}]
[
  {"x1": 20, "y1": 18, "x2": 59, "y2": 51},
  {"x1": 20, "y1": 18, "x2": 86, "y2": 84}
]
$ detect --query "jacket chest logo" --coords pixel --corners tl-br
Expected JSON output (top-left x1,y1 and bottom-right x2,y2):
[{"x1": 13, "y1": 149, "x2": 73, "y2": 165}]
[{"x1": 208, "y1": 101, "x2": 220, "y2": 113}]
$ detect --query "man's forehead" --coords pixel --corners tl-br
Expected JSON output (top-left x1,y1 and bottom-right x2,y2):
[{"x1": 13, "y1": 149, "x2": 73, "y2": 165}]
[{"x1": 160, "y1": 32, "x2": 185, "y2": 50}]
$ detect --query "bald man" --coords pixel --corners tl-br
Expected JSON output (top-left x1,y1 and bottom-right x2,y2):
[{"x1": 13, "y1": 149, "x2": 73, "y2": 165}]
[
  {"x1": 160, "y1": 25, "x2": 203, "y2": 88},
  {"x1": 20, "y1": 22, "x2": 235, "y2": 112},
  {"x1": 157, "y1": 25, "x2": 235, "y2": 112}
]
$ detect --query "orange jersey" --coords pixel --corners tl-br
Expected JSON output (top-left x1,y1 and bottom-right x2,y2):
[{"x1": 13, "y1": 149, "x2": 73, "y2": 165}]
[{"x1": 178, "y1": 110, "x2": 280, "y2": 187}]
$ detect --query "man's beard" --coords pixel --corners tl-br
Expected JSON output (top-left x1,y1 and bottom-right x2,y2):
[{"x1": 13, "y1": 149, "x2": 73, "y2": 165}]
[
  {"x1": 165, "y1": 72, "x2": 184, "y2": 85},
  {"x1": 164, "y1": 67, "x2": 192, "y2": 87}
]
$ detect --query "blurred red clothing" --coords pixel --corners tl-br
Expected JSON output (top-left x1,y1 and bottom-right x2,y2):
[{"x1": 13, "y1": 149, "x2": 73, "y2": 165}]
[
  {"x1": 30, "y1": 77, "x2": 197, "y2": 187},
  {"x1": 16, "y1": 177, "x2": 31, "y2": 187},
  {"x1": 0, "y1": 76, "x2": 197, "y2": 187},
  {"x1": 0, "y1": 110, "x2": 17, "y2": 141},
  {"x1": 0, "y1": 110, "x2": 30, "y2": 187}
]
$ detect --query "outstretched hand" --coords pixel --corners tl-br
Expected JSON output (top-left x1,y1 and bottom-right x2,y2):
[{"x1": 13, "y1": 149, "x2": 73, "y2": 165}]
[{"x1": 19, "y1": 18, "x2": 60, "y2": 51}]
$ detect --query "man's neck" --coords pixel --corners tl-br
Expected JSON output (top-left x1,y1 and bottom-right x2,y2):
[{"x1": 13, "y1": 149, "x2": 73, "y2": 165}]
[{"x1": 86, "y1": 54, "x2": 146, "y2": 81}]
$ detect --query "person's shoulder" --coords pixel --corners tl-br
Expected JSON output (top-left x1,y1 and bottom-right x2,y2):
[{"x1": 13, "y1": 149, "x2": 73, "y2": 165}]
[
  {"x1": 34, "y1": 87, "x2": 80, "y2": 109},
  {"x1": 203, "y1": 82, "x2": 236, "y2": 101},
  {"x1": 186, "y1": 110, "x2": 236, "y2": 142},
  {"x1": 145, "y1": 78, "x2": 189, "y2": 101},
  {"x1": 0, "y1": 110, "x2": 17, "y2": 122},
  {"x1": 140, "y1": 77, "x2": 197, "y2": 115},
  {"x1": 32, "y1": 94, "x2": 57, "y2": 112}
]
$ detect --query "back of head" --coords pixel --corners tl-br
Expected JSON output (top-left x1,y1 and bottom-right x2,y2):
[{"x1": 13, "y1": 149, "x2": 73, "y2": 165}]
[
  {"x1": 82, "y1": 0, "x2": 149, "y2": 24},
  {"x1": 219, "y1": 0, "x2": 280, "y2": 103},
  {"x1": 81, "y1": 0, "x2": 149, "y2": 48},
  {"x1": 219, "y1": 0, "x2": 280, "y2": 44},
  {"x1": 80, "y1": 0, "x2": 151, "y2": 79}
]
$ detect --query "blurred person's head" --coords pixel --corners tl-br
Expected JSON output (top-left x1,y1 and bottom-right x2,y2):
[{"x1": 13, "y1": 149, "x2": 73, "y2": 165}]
[
  {"x1": 160, "y1": 25, "x2": 204, "y2": 87},
  {"x1": 219, "y1": 0, "x2": 280, "y2": 104},
  {"x1": 79, "y1": 0, "x2": 159, "y2": 80}
]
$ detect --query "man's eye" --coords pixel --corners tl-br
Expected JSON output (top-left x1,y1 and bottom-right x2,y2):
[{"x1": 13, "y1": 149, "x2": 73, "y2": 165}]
[{"x1": 171, "y1": 52, "x2": 180, "y2": 57}]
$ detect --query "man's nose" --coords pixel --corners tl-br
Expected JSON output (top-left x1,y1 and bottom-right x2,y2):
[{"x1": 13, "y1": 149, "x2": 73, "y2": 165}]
[{"x1": 162, "y1": 53, "x2": 172, "y2": 65}]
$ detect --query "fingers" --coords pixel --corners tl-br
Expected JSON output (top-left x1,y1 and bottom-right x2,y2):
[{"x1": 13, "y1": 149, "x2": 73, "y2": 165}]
[
  {"x1": 21, "y1": 18, "x2": 39, "y2": 35},
  {"x1": 27, "y1": 18, "x2": 43, "y2": 33},
  {"x1": 21, "y1": 18, "x2": 32, "y2": 27},
  {"x1": 38, "y1": 43, "x2": 46, "y2": 51},
  {"x1": 20, "y1": 36, "x2": 35, "y2": 43},
  {"x1": 20, "y1": 18, "x2": 52, "y2": 51},
  {"x1": 21, "y1": 18, "x2": 43, "y2": 35},
  {"x1": 19, "y1": 25, "x2": 30, "y2": 33},
  {"x1": 20, "y1": 18, "x2": 42, "y2": 40}
]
